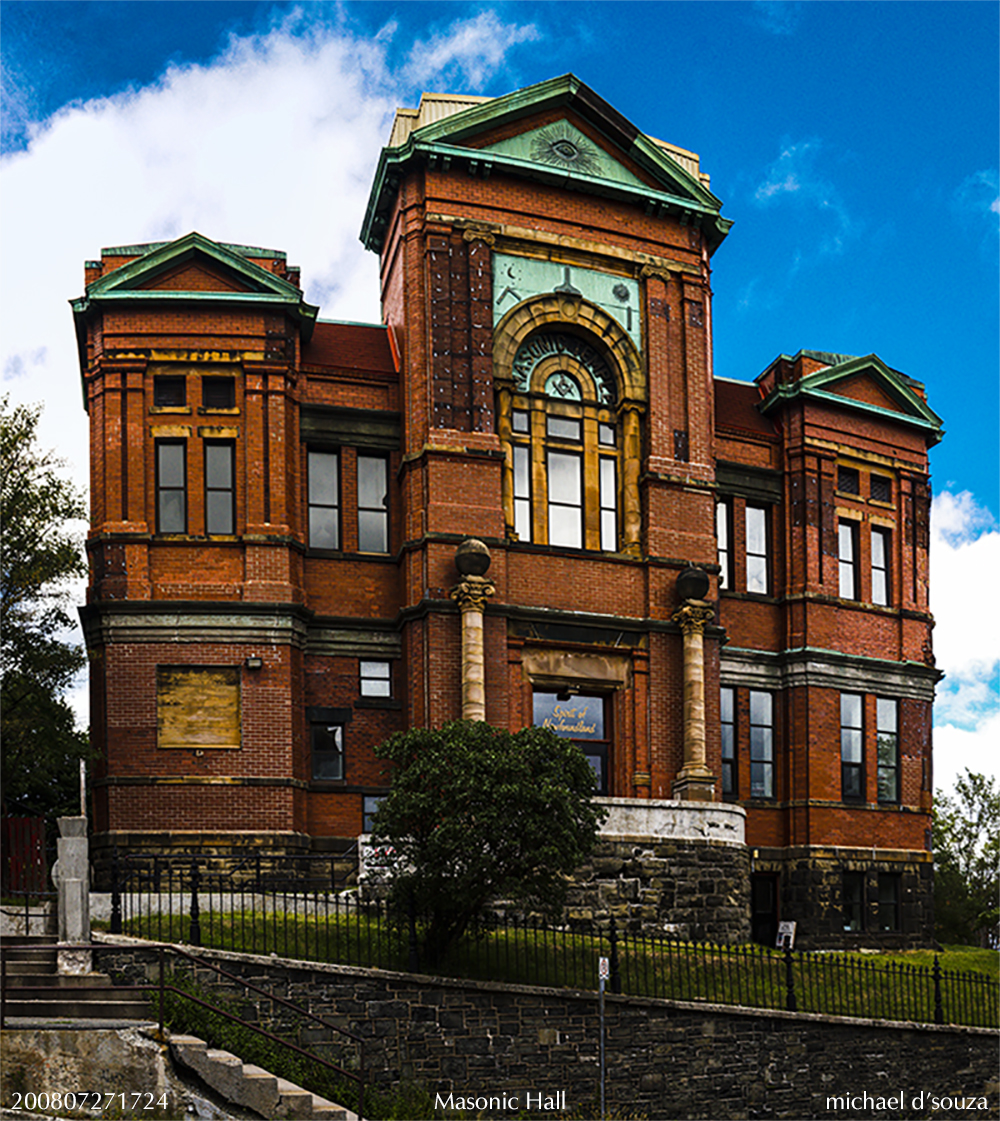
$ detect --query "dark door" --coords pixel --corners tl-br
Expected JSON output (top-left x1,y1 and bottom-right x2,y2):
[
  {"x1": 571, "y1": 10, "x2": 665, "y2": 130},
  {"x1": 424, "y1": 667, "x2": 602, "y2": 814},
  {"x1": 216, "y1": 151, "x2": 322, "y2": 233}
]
[{"x1": 751, "y1": 873, "x2": 779, "y2": 946}]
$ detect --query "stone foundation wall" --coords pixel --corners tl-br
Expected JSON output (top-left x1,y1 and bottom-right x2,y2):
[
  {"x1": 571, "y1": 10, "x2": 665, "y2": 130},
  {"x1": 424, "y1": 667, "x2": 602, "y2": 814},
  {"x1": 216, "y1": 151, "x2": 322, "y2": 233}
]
[
  {"x1": 95, "y1": 942, "x2": 998, "y2": 1121},
  {"x1": 565, "y1": 836, "x2": 751, "y2": 942},
  {"x1": 755, "y1": 847, "x2": 934, "y2": 949}
]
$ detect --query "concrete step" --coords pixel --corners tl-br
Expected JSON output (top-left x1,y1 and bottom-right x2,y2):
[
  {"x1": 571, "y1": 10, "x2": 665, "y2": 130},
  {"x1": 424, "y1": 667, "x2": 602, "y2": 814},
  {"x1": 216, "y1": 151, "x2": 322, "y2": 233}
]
[
  {"x1": 4, "y1": 971, "x2": 119, "y2": 988},
  {"x1": 2, "y1": 945, "x2": 58, "y2": 964},
  {"x1": 170, "y1": 1033, "x2": 355, "y2": 1120},
  {"x1": 2, "y1": 997, "x2": 153, "y2": 1019}
]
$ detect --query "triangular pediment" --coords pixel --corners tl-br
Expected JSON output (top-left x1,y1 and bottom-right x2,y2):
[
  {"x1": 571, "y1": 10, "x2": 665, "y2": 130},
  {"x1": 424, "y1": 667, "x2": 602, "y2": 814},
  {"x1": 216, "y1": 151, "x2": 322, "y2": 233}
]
[
  {"x1": 477, "y1": 119, "x2": 659, "y2": 194},
  {"x1": 758, "y1": 353, "x2": 943, "y2": 444},
  {"x1": 137, "y1": 259, "x2": 255, "y2": 294},
  {"x1": 86, "y1": 233, "x2": 301, "y2": 300},
  {"x1": 825, "y1": 371, "x2": 906, "y2": 413},
  {"x1": 71, "y1": 232, "x2": 319, "y2": 343},
  {"x1": 362, "y1": 74, "x2": 732, "y2": 254}
]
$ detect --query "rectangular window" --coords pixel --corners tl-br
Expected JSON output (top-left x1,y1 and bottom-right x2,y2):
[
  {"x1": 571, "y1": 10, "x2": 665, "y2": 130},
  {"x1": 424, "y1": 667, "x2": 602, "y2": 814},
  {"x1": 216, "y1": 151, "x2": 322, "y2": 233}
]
[
  {"x1": 202, "y1": 377, "x2": 235, "y2": 409},
  {"x1": 877, "y1": 698, "x2": 899, "y2": 803},
  {"x1": 720, "y1": 686, "x2": 736, "y2": 798},
  {"x1": 871, "y1": 527, "x2": 890, "y2": 606},
  {"x1": 357, "y1": 454, "x2": 389, "y2": 553},
  {"x1": 843, "y1": 872, "x2": 865, "y2": 932},
  {"x1": 513, "y1": 444, "x2": 531, "y2": 542},
  {"x1": 512, "y1": 409, "x2": 530, "y2": 434},
  {"x1": 841, "y1": 693, "x2": 864, "y2": 801},
  {"x1": 154, "y1": 376, "x2": 186, "y2": 408},
  {"x1": 362, "y1": 794, "x2": 384, "y2": 833},
  {"x1": 599, "y1": 457, "x2": 617, "y2": 551},
  {"x1": 745, "y1": 506, "x2": 768, "y2": 594},
  {"x1": 156, "y1": 441, "x2": 187, "y2": 533},
  {"x1": 870, "y1": 474, "x2": 892, "y2": 503},
  {"x1": 546, "y1": 415, "x2": 581, "y2": 441},
  {"x1": 311, "y1": 722, "x2": 344, "y2": 781},
  {"x1": 837, "y1": 465, "x2": 860, "y2": 495},
  {"x1": 598, "y1": 423, "x2": 616, "y2": 447},
  {"x1": 749, "y1": 690, "x2": 773, "y2": 799},
  {"x1": 308, "y1": 450, "x2": 339, "y2": 550},
  {"x1": 878, "y1": 873, "x2": 901, "y2": 931},
  {"x1": 360, "y1": 660, "x2": 391, "y2": 697},
  {"x1": 205, "y1": 441, "x2": 235, "y2": 535},
  {"x1": 839, "y1": 520, "x2": 859, "y2": 599},
  {"x1": 547, "y1": 450, "x2": 582, "y2": 548},
  {"x1": 717, "y1": 501, "x2": 731, "y2": 590}
]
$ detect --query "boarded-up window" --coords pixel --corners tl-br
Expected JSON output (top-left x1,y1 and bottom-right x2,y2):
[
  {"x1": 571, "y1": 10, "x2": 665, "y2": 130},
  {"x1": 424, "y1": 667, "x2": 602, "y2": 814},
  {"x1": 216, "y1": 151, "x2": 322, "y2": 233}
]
[{"x1": 157, "y1": 666, "x2": 241, "y2": 749}]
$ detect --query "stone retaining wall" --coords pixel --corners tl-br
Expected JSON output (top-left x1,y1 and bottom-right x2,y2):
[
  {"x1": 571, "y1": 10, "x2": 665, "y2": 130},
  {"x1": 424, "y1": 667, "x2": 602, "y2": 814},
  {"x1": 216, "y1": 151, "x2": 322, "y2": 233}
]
[{"x1": 95, "y1": 940, "x2": 998, "y2": 1121}]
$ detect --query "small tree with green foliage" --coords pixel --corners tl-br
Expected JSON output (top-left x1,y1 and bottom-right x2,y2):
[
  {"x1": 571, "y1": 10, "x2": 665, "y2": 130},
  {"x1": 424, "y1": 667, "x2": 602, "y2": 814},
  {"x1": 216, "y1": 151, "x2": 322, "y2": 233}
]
[
  {"x1": 933, "y1": 770, "x2": 999, "y2": 947},
  {"x1": 1, "y1": 397, "x2": 91, "y2": 823},
  {"x1": 371, "y1": 720, "x2": 606, "y2": 965}
]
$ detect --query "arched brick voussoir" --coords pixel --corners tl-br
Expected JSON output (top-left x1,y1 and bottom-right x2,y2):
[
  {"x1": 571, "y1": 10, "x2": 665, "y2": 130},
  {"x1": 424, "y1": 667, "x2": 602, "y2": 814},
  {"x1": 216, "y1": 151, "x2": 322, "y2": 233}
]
[{"x1": 493, "y1": 295, "x2": 647, "y2": 405}]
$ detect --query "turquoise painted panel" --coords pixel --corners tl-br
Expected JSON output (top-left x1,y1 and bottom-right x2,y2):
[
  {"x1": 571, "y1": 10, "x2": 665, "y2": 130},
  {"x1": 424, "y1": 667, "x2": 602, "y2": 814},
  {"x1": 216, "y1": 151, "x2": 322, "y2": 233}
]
[
  {"x1": 493, "y1": 253, "x2": 642, "y2": 352},
  {"x1": 481, "y1": 121, "x2": 651, "y2": 193}
]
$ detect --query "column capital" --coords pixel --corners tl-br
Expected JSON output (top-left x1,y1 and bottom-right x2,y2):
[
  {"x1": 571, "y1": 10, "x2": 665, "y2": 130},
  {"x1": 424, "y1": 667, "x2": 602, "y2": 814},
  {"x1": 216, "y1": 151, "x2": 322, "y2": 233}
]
[
  {"x1": 671, "y1": 600, "x2": 714, "y2": 635},
  {"x1": 450, "y1": 575, "x2": 495, "y2": 613}
]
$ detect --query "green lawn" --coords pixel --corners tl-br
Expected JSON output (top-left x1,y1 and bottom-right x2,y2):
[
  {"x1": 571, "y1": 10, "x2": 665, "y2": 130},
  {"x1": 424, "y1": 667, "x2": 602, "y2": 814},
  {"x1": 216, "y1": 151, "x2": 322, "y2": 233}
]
[{"x1": 115, "y1": 910, "x2": 998, "y2": 1029}]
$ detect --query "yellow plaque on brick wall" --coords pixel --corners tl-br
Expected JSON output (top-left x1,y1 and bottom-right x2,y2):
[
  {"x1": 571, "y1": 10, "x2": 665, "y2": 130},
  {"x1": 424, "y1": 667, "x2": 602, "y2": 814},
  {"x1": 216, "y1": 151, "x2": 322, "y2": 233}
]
[{"x1": 157, "y1": 666, "x2": 241, "y2": 749}]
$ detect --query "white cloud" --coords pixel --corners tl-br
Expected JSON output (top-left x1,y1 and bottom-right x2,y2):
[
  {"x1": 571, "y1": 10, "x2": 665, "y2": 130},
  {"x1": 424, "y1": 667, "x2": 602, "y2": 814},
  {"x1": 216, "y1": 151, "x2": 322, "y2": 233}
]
[
  {"x1": 404, "y1": 12, "x2": 540, "y2": 90},
  {"x1": 933, "y1": 715, "x2": 1000, "y2": 800},
  {"x1": 1, "y1": 7, "x2": 539, "y2": 731},
  {"x1": 930, "y1": 491, "x2": 1000, "y2": 790},
  {"x1": 752, "y1": 139, "x2": 855, "y2": 255}
]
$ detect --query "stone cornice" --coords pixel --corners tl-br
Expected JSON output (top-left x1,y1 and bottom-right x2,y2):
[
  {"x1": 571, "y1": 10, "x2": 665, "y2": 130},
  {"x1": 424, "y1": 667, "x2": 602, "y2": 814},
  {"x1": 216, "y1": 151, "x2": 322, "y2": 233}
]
[{"x1": 720, "y1": 645, "x2": 941, "y2": 701}]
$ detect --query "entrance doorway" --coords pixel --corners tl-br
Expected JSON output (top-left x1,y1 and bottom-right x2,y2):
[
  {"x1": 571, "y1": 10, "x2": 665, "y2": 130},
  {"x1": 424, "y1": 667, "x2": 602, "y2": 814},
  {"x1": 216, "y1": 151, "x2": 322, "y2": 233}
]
[{"x1": 751, "y1": 873, "x2": 779, "y2": 946}]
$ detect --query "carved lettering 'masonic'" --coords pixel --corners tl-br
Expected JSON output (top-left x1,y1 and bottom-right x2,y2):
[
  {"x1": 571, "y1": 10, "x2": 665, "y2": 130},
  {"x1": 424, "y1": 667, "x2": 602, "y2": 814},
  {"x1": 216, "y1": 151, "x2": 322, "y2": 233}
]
[{"x1": 512, "y1": 332, "x2": 616, "y2": 404}]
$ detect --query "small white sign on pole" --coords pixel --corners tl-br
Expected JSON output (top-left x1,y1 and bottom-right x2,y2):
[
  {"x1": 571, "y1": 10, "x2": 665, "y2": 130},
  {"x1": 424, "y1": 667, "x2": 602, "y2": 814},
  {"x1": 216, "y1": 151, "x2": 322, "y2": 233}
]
[{"x1": 599, "y1": 956, "x2": 610, "y2": 980}]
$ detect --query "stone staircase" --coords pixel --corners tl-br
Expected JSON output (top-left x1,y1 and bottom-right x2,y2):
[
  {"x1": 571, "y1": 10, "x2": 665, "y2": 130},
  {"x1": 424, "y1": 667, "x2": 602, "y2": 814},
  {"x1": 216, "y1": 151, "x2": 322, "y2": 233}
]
[
  {"x1": 1, "y1": 935, "x2": 151, "y2": 1021},
  {"x1": 169, "y1": 1034, "x2": 356, "y2": 1120}
]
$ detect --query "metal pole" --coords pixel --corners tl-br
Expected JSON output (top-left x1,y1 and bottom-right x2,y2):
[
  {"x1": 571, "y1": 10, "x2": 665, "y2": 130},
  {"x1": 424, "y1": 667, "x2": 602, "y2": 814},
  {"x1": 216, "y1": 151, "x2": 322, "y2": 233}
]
[
  {"x1": 598, "y1": 954, "x2": 609, "y2": 1119},
  {"x1": 599, "y1": 974, "x2": 606, "y2": 1119},
  {"x1": 159, "y1": 946, "x2": 165, "y2": 1036}
]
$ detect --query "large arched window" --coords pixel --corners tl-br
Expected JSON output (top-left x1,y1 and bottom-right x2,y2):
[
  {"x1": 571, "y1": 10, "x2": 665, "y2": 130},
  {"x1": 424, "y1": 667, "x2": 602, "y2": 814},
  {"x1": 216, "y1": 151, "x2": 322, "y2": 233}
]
[
  {"x1": 504, "y1": 332, "x2": 625, "y2": 551},
  {"x1": 494, "y1": 298, "x2": 646, "y2": 556}
]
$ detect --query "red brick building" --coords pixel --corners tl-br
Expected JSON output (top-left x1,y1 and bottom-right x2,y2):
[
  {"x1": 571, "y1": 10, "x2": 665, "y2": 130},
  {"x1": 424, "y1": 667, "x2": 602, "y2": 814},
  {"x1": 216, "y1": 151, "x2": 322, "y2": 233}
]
[{"x1": 75, "y1": 76, "x2": 942, "y2": 946}]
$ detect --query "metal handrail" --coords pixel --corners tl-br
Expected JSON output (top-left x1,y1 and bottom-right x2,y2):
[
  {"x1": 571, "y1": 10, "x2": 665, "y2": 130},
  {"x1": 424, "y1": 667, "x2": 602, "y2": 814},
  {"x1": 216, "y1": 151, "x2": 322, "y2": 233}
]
[{"x1": 0, "y1": 940, "x2": 365, "y2": 1120}]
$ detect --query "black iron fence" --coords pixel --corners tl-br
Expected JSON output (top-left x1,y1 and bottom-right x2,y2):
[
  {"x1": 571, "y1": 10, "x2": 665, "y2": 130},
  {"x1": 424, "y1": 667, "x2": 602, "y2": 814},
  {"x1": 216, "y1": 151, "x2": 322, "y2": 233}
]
[{"x1": 106, "y1": 853, "x2": 999, "y2": 1030}]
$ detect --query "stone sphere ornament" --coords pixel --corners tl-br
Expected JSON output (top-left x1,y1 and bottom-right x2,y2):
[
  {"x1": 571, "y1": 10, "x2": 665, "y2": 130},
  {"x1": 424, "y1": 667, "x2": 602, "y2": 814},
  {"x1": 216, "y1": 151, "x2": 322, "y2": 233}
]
[
  {"x1": 676, "y1": 565, "x2": 710, "y2": 603},
  {"x1": 455, "y1": 538, "x2": 492, "y2": 577}
]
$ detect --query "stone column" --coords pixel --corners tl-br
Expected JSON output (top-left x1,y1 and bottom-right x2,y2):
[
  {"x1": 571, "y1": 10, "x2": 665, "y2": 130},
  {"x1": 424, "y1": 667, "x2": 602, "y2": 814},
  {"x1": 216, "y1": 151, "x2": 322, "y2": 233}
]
[
  {"x1": 671, "y1": 567, "x2": 717, "y2": 802},
  {"x1": 52, "y1": 816, "x2": 92, "y2": 973},
  {"x1": 620, "y1": 405, "x2": 643, "y2": 556},
  {"x1": 449, "y1": 539, "x2": 495, "y2": 722}
]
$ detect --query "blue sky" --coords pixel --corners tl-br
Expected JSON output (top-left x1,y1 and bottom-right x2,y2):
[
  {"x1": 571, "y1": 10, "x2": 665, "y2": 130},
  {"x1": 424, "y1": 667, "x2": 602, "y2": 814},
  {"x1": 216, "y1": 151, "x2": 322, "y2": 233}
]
[{"x1": 2, "y1": 1, "x2": 997, "y2": 790}]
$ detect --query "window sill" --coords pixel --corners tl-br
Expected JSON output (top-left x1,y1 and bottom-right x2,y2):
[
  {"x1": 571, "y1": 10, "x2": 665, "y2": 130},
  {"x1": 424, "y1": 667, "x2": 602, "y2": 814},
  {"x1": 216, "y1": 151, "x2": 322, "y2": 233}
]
[
  {"x1": 198, "y1": 407, "x2": 241, "y2": 416},
  {"x1": 355, "y1": 697, "x2": 402, "y2": 710}
]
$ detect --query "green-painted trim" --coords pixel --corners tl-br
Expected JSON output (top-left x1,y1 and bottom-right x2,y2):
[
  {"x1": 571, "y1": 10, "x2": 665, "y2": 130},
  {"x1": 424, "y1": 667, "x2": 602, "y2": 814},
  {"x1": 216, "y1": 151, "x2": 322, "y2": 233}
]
[
  {"x1": 758, "y1": 354, "x2": 943, "y2": 444},
  {"x1": 86, "y1": 232, "x2": 300, "y2": 299},
  {"x1": 360, "y1": 74, "x2": 731, "y2": 254},
  {"x1": 72, "y1": 233, "x2": 320, "y2": 359}
]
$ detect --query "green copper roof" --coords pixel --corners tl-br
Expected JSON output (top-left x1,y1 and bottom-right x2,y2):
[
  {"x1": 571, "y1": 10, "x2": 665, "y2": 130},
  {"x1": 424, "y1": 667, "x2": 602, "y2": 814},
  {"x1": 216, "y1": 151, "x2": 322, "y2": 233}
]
[
  {"x1": 71, "y1": 232, "x2": 318, "y2": 341},
  {"x1": 757, "y1": 353, "x2": 944, "y2": 445},
  {"x1": 360, "y1": 74, "x2": 732, "y2": 255}
]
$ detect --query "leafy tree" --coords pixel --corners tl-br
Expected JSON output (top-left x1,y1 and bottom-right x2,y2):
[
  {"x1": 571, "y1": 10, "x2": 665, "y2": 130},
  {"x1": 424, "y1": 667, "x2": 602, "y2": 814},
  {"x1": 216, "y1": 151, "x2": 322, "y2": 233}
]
[
  {"x1": 1, "y1": 396, "x2": 91, "y2": 821},
  {"x1": 370, "y1": 720, "x2": 606, "y2": 964},
  {"x1": 933, "y1": 770, "x2": 999, "y2": 947}
]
